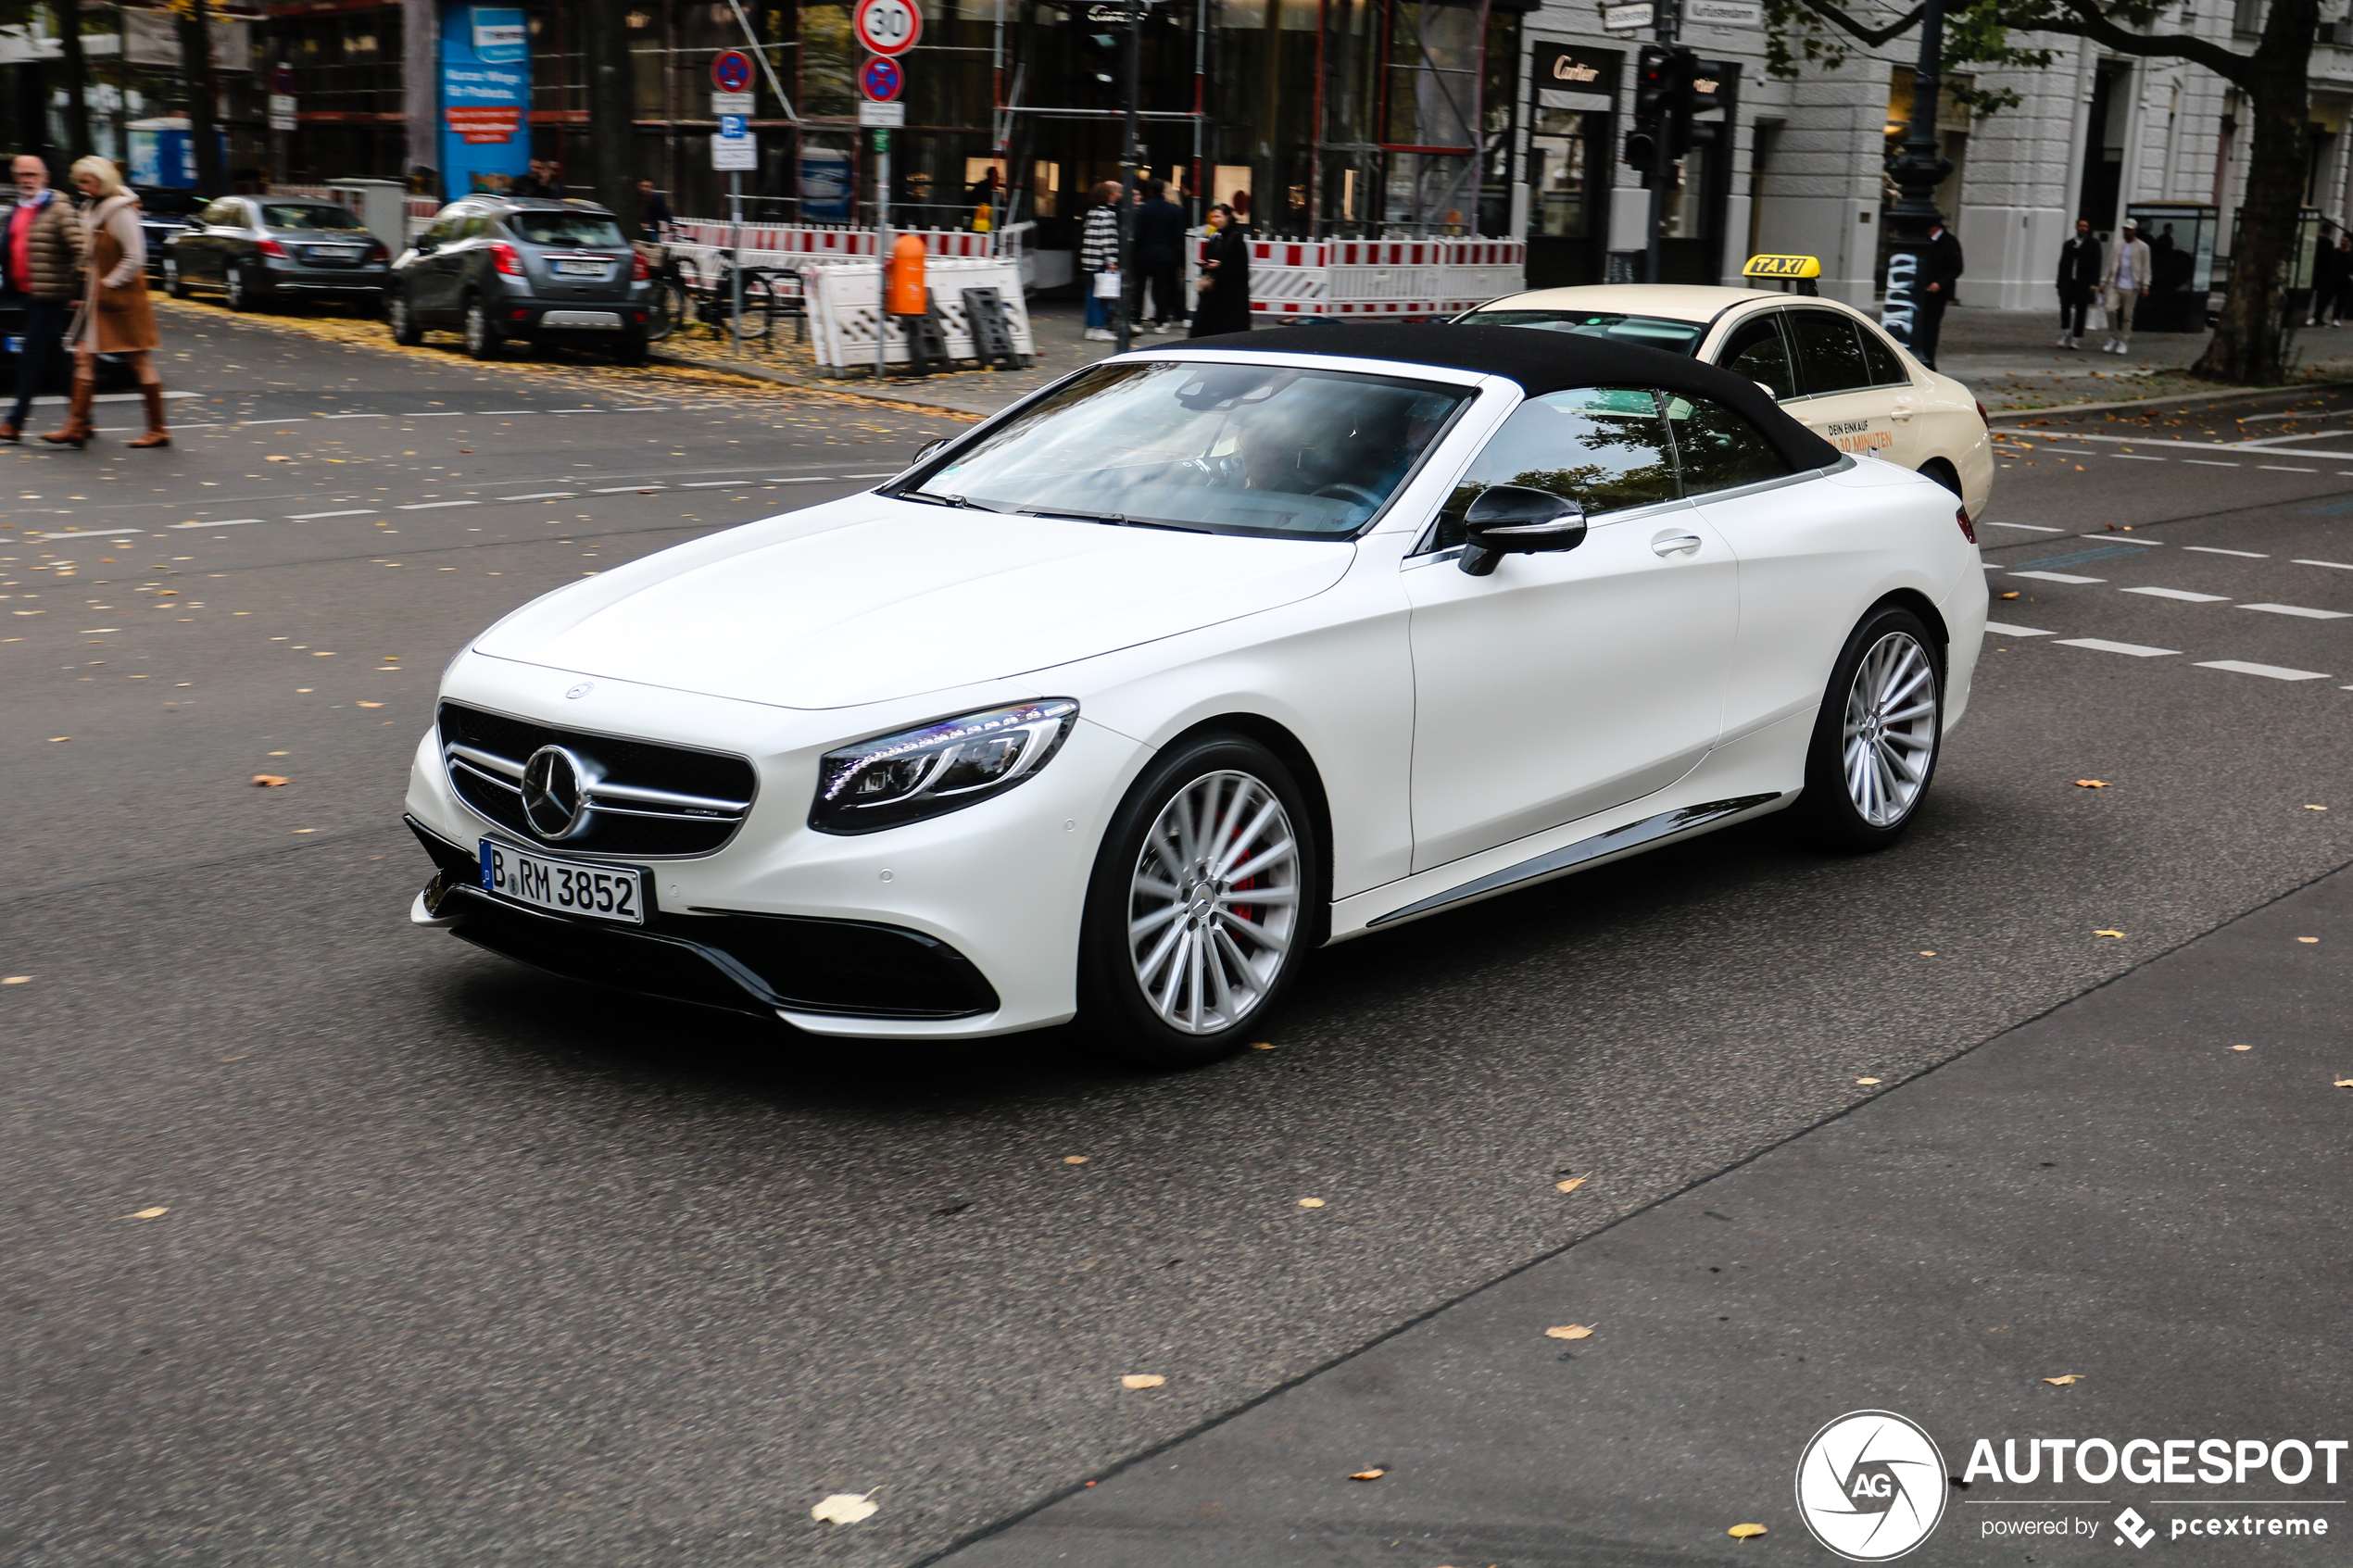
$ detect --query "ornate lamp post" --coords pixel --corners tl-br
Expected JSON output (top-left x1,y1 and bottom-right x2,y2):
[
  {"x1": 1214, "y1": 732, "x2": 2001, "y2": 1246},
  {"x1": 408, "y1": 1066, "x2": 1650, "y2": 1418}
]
[{"x1": 1880, "y1": 0, "x2": 1952, "y2": 358}]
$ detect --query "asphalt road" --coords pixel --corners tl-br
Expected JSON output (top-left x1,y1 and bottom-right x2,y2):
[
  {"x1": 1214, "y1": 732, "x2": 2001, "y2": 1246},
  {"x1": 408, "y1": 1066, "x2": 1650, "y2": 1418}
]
[{"x1": 7, "y1": 314, "x2": 2353, "y2": 1567}]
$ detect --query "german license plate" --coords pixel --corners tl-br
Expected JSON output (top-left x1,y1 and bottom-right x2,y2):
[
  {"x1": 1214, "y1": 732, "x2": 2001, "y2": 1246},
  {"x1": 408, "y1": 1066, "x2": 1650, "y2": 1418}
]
[
  {"x1": 556, "y1": 258, "x2": 608, "y2": 276},
  {"x1": 479, "y1": 840, "x2": 648, "y2": 925},
  {"x1": 306, "y1": 246, "x2": 359, "y2": 260}
]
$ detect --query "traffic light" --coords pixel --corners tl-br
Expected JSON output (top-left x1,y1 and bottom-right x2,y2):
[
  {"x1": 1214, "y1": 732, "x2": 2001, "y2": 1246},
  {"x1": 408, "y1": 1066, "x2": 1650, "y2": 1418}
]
[
  {"x1": 1625, "y1": 45, "x2": 1673, "y2": 183},
  {"x1": 1623, "y1": 47, "x2": 1729, "y2": 179}
]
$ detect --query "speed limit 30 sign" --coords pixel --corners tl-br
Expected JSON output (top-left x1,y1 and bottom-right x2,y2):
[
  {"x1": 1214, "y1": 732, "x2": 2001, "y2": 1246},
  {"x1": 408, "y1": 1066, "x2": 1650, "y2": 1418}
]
[{"x1": 853, "y1": 0, "x2": 922, "y2": 56}]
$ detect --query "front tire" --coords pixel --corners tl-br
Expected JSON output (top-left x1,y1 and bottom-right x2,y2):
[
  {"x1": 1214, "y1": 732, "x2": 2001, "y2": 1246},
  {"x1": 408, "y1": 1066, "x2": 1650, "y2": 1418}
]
[
  {"x1": 1797, "y1": 605, "x2": 1944, "y2": 851},
  {"x1": 1077, "y1": 734, "x2": 1317, "y2": 1068},
  {"x1": 387, "y1": 291, "x2": 424, "y2": 345},
  {"x1": 461, "y1": 297, "x2": 502, "y2": 360},
  {"x1": 164, "y1": 257, "x2": 191, "y2": 300},
  {"x1": 222, "y1": 266, "x2": 250, "y2": 311}
]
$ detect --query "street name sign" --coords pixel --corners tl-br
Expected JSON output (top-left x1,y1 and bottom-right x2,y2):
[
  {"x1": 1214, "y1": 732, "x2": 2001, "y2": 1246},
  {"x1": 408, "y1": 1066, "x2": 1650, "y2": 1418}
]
[{"x1": 1600, "y1": 2, "x2": 1655, "y2": 31}]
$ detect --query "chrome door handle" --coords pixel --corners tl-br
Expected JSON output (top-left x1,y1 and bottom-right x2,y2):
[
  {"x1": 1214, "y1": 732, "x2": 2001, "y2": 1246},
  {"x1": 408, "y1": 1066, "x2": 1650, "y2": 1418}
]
[
  {"x1": 1890, "y1": 402, "x2": 1916, "y2": 422},
  {"x1": 1652, "y1": 532, "x2": 1703, "y2": 558}
]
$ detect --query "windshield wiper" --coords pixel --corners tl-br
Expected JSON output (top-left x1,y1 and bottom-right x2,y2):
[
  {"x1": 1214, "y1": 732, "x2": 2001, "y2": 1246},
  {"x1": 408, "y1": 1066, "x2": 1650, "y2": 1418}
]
[
  {"x1": 893, "y1": 490, "x2": 1007, "y2": 511},
  {"x1": 1019, "y1": 507, "x2": 1207, "y2": 533}
]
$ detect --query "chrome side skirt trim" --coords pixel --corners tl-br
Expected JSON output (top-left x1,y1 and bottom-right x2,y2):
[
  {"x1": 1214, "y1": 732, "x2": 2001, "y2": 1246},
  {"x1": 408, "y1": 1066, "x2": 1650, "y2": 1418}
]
[{"x1": 1366, "y1": 792, "x2": 1785, "y2": 927}]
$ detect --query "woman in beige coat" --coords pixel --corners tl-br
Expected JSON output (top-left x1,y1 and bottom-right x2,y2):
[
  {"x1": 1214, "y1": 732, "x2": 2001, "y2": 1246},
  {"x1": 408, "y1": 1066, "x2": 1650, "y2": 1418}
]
[{"x1": 40, "y1": 156, "x2": 168, "y2": 449}]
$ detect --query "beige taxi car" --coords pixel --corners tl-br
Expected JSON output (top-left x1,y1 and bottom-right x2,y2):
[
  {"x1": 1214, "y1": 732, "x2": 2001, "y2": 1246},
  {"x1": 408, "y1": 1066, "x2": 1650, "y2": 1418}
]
[{"x1": 1453, "y1": 259, "x2": 1993, "y2": 520}]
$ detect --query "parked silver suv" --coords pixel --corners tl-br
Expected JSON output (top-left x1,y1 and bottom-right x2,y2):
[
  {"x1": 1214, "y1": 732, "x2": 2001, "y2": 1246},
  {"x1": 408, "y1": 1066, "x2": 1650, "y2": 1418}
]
[{"x1": 388, "y1": 196, "x2": 651, "y2": 363}]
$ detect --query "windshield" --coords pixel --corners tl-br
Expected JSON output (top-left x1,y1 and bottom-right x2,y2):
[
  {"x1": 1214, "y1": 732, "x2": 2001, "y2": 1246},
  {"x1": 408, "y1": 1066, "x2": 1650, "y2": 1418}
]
[
  {"x1": 509, "y1": 212, "x2": 628, "y2": 247},
  {"x1": 896, "y1": 361, "x2": 1471, "y2": 538},
  {"x1": 1454, "y1": 309, "x2": 1705, "y2": 357},
  {"x1": 261, "y1": 204, "x2": 366, "y2": 232}
]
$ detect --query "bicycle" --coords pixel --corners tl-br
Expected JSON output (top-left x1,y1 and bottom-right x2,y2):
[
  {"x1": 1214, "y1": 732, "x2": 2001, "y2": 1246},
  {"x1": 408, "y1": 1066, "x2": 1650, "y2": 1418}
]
[{"x1": 641, "y1": 240, "x2": 792, "y2": 345}]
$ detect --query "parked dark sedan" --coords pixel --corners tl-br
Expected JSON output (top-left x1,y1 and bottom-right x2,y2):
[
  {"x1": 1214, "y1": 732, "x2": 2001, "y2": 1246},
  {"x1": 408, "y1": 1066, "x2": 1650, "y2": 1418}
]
[
  {"x1": 131, "y1": 185, "x2": 208, "y2": 281},
  {"x1": 162, "y1": 196, "x2": 393, "y2": 311},
  {"x1": 387, "y1": 196, "x2": 650, "y2": 363}
]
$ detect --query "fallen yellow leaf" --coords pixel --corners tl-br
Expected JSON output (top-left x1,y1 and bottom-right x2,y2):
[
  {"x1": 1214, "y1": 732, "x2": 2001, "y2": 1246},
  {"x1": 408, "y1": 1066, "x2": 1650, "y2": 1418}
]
[
  {"x1": 1729, "y1": 1524, "x2": 1768, "y2": 1539},
  {"x1": 1063, "y1": 1155, "x2": 1088, "y2": 1165},
  {"x1": 2044, "y1": 1374, "x2": 2083, "y2": 1386},
  {"x1": 2299, "y1": 937, "x2": 2320, "y2": 944},
  {"x1": 1250, "y1": 1041, "x2": 1277, "y2": 1050},
  {"x1": 810, "y1": 1492, "x2": 878, "y2": 1524},
  {"x1": 1120, "y1": 1374, "x2": 1166, "y2": 1389},
  {"x1": 1919, "y1": 950, "x2": 1937, "y2": 957},
  {"x1": 2335, "y1": 1079, "x2": 2353, "y2": 1088},
  {"x1": 252, "y1": 774, "x2": 290, "y2": 787},
  {"x1": 1998, "y1": 590, "x2": 2020, "y2": 600},
  {"x1": 2232, "y1": 1045, "x2": 2252, "y2": 1052},
  {"x1": 128, "y1": 1207, "x2": 167, "y2": 1219},
  {"x1": 1544, "y1": 1324, "x2": 1593, "y2": 1340},
  {"x1": 2307, "y1": 805, "x2": 2330, "y2": 811},
  {"x1": 2073, "y1": 779, "x2": 2108, "y2": 788},
  {"x1": 1856, "y1": 1077, "x2": 1881, "y2": 1085},
  {"x1": 1555, "y1": 1177, "x2": 1585, "y2": 1193},
  {"x1": 47, "y1": 736, "x2": 69, "y2": 743},
  {"x1": 358, "y1": 701, "x2": 384, "y2": 709},
  {"x1": 1349, "y1": 1468, "x2": 1386, "y2": 1481},
  {"x1": 1, "y1": 976, "x2": 28, "y2": 985},
  {"x1": 1297, "y1": 1198, "x2": 1325, "y2": 1208},
  {"x1": 291, "y1": 829, "x2": 318, "y2": 834},
  {"x1": 2095, "y1": 930, "x2": 2126, "y2": 938},
  {"x1": 265, "y1": 455, "x2": 293, "y2": 462}
]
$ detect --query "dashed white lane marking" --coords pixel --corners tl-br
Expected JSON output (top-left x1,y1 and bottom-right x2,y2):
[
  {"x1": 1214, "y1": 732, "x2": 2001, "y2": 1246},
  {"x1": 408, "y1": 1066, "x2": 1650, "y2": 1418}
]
[
  {"x1": 171, "y1": 519, "x2": 262, "y2": 529},
  {"x1": 500, "y1": 491, "x2": 577, "y2": 500},
  {"x1": 591, "y1": 485, "x2": 667, "y2": 494},
  {"x1": 1983, "y1": 521, "x2": 2064, "y2": 532},
  {"x1": 2294, "y1": 559, "x2": 2353, "y2": 570},
  {"x1": 2057, "y1": 638, "x2": 2180, "y2": 657},
  {"x1": 2110, "y1": 454, "x2": 2167, "y2": 461},
  {"x1": 2013, "y1": 571, "x2": 2108, "y2": 583},
  {"x1": 845, "y1": 472, "x2": 899, "y2": 479},
  {"x1": 2080, "y1": 533, "x2": 2159, "y2": 543},
  {"x1": 286, "y1": 509, "x2": 377, "y2": 520},
  {"x1": 2124, "y1": 586, "x2": 2229, "y2": 602},
  {"x1": 1984, "y1": 621, "x2": 2053, "y2": 636},
  {"x1": 2198, "y1": 659, "x2": 2334, "y2": 680},
  {"x1": 396, "y1": 500, "x2": 479, "y2": 510},
  {"x1": 2184, "y1": 459, "x2": 2242, "y2": 468},
  {"x1": 679, "y1": 481, "x2": 745, "y2": 488},
  {"x1": 2241, "y1": 603, "x2": 2352, "y2": 620},
  {"x1": 2184, "y1": 546, "x2": 2269, "y2": 558},
  {"x1": 320, "y1": 412, "x2": 387, "y2": 420},
  {"x1": 2260, "y1": 465, "x2": 2320, "y2": 472}
]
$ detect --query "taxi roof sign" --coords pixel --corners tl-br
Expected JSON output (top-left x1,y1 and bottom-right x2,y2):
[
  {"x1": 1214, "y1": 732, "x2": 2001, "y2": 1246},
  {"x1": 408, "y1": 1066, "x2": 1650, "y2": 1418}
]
[{"x1": 1743, "y1": 254, "x2": 1821, "y2": 279}]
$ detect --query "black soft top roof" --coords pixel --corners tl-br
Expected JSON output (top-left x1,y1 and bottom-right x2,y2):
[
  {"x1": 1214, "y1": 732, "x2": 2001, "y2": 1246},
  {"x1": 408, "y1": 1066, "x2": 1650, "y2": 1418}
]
[{"x1": 1182, "y1": 323, "x2": 1842, "y2": 472}]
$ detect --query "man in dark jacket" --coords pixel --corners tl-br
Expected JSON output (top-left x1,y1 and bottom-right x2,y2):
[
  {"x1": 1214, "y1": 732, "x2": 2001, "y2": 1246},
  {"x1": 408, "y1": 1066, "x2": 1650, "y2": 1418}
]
[
  {"x1": 1131, "y1": 179, "x2": 1188, "y2": 333},
  {"x1": 1, "y1": 154, "x2": 82, "y2": 443},
  {"x1": 1911, "y1": 213, "x2": 1963, "y2": 370},
  {"x1": 2056, "y1": 218, "x2": 2100, "y2": 349}
]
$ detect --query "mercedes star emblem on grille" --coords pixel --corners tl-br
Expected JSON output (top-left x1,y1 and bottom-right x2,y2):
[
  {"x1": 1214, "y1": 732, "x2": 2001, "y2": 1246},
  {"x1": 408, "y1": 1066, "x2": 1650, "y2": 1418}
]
[{"x1": 521, "y1": 745, "x2": 594, "y2": 840}]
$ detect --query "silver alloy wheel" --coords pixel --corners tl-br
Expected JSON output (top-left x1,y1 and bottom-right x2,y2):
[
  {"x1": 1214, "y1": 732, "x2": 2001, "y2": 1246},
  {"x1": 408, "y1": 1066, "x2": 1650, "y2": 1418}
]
[
  {"x1": 224, "y1": 268, "x2": 245, "y2": 308},
  {"x1": 464, "y1": 302, "x2": 490, "y2": 357},
  {"x1": 388, "y1": 295, "x2": 411, "y2": 336},
  {"x1": 1842, "y1": 631, "x2": 1938, "y2": 828},
  {"x1": 1126, "y1": 769, "x2": 1301, "y2": 1035}
]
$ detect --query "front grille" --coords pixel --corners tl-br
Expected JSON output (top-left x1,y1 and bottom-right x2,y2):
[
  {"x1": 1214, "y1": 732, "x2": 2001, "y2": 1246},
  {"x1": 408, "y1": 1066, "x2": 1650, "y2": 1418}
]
[{"x1": 438, "y1": 700, "x2": 758, "y2": 857}]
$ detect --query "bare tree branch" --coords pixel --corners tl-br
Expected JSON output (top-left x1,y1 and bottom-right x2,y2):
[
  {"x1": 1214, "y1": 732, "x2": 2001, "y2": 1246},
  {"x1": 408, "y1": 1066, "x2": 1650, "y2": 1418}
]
[
  {"x1": 1789, "y1": 0, "x2": 1928, "y2": 47},
  {"x1": 2019, "y1": 0, "x2": 2254, "y2": 82}
]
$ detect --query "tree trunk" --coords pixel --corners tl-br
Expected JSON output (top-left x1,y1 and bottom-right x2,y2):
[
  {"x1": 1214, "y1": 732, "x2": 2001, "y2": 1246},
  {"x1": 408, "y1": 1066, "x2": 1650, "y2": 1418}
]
[
  {"x1": 2194, "y1": 0, "x2": 2317, "y2": 383},
  {"x1": 578, "y1": 0, "x2": 638, "y2": 237},
  {"x1": 56, "y1": 0, "x2": 91, "y2": 160},
  {"x1": 178, "y1": 0, "x2": 228, "y2": 195}
]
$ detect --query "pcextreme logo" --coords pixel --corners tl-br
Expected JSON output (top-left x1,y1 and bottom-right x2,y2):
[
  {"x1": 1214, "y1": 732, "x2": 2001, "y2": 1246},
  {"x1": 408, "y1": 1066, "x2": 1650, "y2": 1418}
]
[{"x1": 1796, "y1": 1411, "x2": 1949, "y2": 1561}]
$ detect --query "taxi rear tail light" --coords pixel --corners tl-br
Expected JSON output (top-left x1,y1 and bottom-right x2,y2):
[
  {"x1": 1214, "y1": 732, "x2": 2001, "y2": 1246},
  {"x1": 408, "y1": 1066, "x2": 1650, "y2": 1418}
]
[
  {"x1": 1956, "y1": 506, "x2": 1977, "y2": 546},
  {"x1": 1975, "y1": 399, "x2": 1990, "y2": 425}
]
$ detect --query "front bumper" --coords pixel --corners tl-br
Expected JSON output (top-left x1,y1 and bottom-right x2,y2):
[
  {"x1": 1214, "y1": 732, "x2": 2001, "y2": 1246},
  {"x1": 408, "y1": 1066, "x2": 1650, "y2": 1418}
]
[{"x1": 403, "y1": 658, "x2": 1146, "y2": 1039}]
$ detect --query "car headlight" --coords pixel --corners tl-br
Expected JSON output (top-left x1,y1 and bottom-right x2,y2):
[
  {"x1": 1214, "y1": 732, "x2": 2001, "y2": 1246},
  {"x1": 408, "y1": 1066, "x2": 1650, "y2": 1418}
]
[{"x1": 811, "y1": 699, "x2": 1079, "y2": 834}]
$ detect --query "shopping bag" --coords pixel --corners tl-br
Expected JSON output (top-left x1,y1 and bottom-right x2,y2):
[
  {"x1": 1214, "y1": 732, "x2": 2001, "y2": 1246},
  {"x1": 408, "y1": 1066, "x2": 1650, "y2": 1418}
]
[
  {"x1": 1093, "y1": 270, "x2": 1122, "y2": 299},
  {"x1": 2085, "y1": 303, "x2": 2108, "y2": 332}
]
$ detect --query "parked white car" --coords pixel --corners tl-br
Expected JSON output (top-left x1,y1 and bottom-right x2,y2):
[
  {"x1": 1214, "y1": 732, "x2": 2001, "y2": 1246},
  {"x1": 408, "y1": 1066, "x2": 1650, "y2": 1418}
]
[
  {"x1": 405, "y1": 325, "x2": 1986, "y2": 1065},
  {"x1": 1453, "y1": 282, "x2": 1994, "y2": 521}
]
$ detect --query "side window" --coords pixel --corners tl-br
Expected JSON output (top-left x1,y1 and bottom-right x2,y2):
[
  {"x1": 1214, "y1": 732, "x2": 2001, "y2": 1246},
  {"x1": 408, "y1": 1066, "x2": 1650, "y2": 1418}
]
[
  {"x1": 1790, "y1": 310, "x2": 1870, "y2": 396},
  {"x1": 458, "y1": 217, "x2": 491, "y2": 241},
  {"x1": 1715, "y1": 313, "x2": 1797, "y2": 400},
  {"x1": 426, "y1": 217, "x2": 459, "y2": 245},
  {"x1": 1663, "y1": 395, "x2": 1796, "y2": 495},
  {"x1": 201, "y1": 200, "x2": 243, "y2": 228},
  {"x1": 1857, "y1": 323, "x2": 1908, "y2": 387},
  {"x1": 1429, "y1": 387, "x2": 1680, "y2": 548}
]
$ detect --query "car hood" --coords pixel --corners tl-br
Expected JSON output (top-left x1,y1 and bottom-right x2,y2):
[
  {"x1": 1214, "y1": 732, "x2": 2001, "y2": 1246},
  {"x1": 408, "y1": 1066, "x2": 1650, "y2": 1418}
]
[{"x1": 471, "y1": 495, "x2": 1357, "y2": 709}]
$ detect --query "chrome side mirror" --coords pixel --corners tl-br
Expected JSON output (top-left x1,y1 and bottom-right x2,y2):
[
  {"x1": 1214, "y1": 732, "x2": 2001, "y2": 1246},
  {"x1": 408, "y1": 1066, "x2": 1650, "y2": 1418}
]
[{"x1": 1458, "y1": 485, "x2": 1588, "y2": 576}]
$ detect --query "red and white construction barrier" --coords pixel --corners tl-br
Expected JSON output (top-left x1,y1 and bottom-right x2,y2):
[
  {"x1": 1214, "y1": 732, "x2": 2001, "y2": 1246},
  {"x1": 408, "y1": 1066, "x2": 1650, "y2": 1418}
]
[{"x1": 1222, "y1": 236, "x2": 1527, "y2": 321}]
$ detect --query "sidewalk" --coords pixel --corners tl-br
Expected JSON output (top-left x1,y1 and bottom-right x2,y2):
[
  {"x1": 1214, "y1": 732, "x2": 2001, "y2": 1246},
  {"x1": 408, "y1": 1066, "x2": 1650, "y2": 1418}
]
[
  {"x1": 665, "y1": 298, "x2": 2353, "y2": 421},
  {"x1": 937, "y1": 863, "x2": 2353, "y2": 1567},
  {"x1": 1933, "y1": 306, "x2": 2353, "y2": 412}
]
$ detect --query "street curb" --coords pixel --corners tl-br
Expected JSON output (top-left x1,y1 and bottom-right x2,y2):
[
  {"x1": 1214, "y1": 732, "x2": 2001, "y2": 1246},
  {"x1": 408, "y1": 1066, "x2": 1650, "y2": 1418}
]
[
  {"x1": 1987, "y1": 377, "x2": 2353, "y2": 420},
  {"x1": 647, "y1": 345, "x2": 994, "y2": 420}
]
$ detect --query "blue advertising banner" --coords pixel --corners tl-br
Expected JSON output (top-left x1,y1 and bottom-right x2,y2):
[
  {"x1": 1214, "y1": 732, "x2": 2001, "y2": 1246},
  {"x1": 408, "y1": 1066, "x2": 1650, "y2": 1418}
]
[{"x1": 438, "y1": 4, "x2": 531, "y2": 199}]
